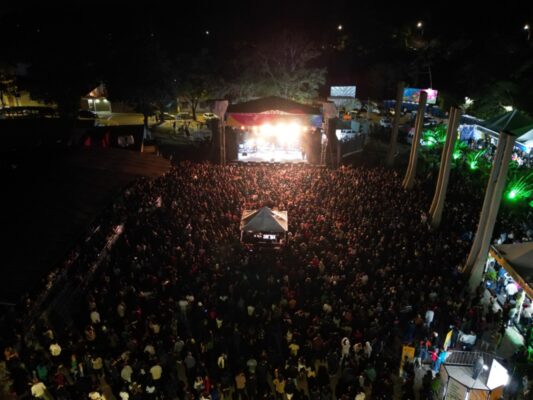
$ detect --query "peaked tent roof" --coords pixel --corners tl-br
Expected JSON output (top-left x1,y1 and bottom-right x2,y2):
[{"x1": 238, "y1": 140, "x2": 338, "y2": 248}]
[
  {"x1": 482, "y1": 110, "x2": 533, "y2": 136},
  {"x1": 240, "y1": 207, "x2": 288, "y2": 233},
  {"x1": 515, "y1": 124, "x2": 533, "y2": 144},
  {"x1": 227, "y1": 96, "x2": 320, "y2": 115},
  {"x1": 491, "y1": 242, "x2": 533, "y2": 298}
]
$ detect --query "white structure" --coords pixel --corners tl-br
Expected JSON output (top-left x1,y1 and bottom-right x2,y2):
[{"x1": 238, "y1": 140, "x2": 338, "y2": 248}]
[{"x1": 240, "y1": 207, "x2": 288, "y2": 245}]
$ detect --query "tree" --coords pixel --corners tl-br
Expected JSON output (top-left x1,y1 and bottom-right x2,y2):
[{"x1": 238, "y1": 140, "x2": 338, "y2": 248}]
[
  {"x1": 105, "y1": 37, "x2": 175, "y2": 129},
  {"x1": 470, "y1": 81, "x2": 519, "y2": 119},
  {"x1": 175, "y1": 52, "x2": 228, "y2": 120},
  {"x1": 0, "y1": 63, "x2": 17, "y2": 108},
  {"x1": 24, "y1": 55, "x2": 97, "y2": 119},
  {"x1": 251, "y1": 32, "x2": 326, "y2": 102},
  {"x1": 11, "y1": 7, "x2": 101, "y2": 119}
]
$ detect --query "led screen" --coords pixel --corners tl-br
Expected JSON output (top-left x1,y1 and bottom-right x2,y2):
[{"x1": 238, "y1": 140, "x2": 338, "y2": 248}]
[{"x1": 403, "y1": 88, "x2": 438, "y2": 105}]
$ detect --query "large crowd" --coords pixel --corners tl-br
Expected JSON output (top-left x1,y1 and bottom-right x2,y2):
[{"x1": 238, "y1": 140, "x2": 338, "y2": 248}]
[{"x1": 1, "y1": 162, "x2": 532, "y2": 400}]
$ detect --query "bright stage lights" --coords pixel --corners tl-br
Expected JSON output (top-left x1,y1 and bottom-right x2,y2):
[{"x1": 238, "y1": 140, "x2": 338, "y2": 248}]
[
  {"x1": 256, "y1": 122, "x2": 302, "y2": 143},
  {"x1": 259, "y1": 123, "x2": 274, "y2": 136},
  {"x1": 239, "y1": 122, "x2": 308, "y2": 162}
]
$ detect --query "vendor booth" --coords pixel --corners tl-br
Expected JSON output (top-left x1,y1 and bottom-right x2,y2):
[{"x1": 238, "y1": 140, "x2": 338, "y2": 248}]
[
  {"x1": 438, "y1": 351, "x2": 509, "y2": 400},
  {"x1": 240, "y1": 207, "x2": 288, "y2": 246},
  {"x1": 458, "y1": 111, "x2": 533, "y2": 154},
  {"x1": 487, "y1": 243, "x2": 533, "y2": 361}
]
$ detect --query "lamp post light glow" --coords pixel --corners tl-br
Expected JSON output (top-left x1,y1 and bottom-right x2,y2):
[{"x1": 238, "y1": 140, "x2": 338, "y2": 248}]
[
  {"x1": 505, "y1": 172, "x2": 533, "y2": 202},
  {"x1": 416, "y1": 21, "x2": 424, "y2": 37},
  {"x1": 466, "y1": 149, "x2": 486, "y2": 171},
  {"x1": 337, "y1": 24, "x2": 343, "y2": 31}
]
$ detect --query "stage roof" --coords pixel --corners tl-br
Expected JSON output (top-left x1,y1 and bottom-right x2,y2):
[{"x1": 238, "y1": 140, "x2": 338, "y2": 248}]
[
  {"x1": 0, "y1": 148, "x2": 171, "y2": 303},
  {"x1": 491, "y1": 242, "x2": 533, "y2": 298},
  {"x1": 240, "y1": 207, "x2": 288, "y2": 233},
  {"x1": 227, "y1": 96, "x2": 320, "y2": 115}
]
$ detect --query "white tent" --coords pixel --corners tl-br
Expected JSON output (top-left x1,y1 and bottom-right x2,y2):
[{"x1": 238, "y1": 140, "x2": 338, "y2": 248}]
[
  {"x1": 240, "y1": 207, "x2": 288, "y2": 233},
  {"x1": 491, "y1": 242, "x2": 533, "y2": 298},
  {"x1": 517, "y1": 127, "x2": 533, "y2": 150}
]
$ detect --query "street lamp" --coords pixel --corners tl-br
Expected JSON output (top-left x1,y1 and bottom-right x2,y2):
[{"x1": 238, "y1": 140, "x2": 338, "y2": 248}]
[
  {"x1": 524, "y1": 24, "x2": 530, "y2": 41},
  {"x1": 337, "y1": 24, "x2": 343, "y2": 31},
  {"x1": 205, "y1": 30, "x2": 210, "y2": 36},
  {"x1": 416, "y1": 21, "x2": 424, "y2": 36}
]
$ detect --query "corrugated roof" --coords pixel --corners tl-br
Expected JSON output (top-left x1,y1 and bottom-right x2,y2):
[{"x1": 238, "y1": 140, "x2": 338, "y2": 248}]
[{"x1": 227, "y1": 96, "x2": 320, "y2": 115}]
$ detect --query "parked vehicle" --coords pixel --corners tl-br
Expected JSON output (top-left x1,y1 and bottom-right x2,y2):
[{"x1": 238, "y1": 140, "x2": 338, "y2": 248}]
[
  {"x1": 177, "y1": 112, "x2": 192, "y2": 120},
  {"x1": 202, "y1": 112, "x2": 218, "y2": 120},
  {"x1": 406, "y1": 127, "x2": 415, "y2": 144},
  {"x1": 423, "y1": 117, "x2": 439, "y2": 127},
  {"x1": 161, "y1": 112, "x2": 176, "y2": 121},
  {"x1": 78, "y1": 110, "x2": 98, "y2": 119},
  {"x1": 379, "y1": 117, "x2": 392, "y2": 128}
]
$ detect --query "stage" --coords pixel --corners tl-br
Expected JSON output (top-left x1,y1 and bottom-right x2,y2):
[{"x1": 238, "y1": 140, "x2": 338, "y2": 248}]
[{"x1": 238, "y1": 148, "x2": 306, "y2": 163}]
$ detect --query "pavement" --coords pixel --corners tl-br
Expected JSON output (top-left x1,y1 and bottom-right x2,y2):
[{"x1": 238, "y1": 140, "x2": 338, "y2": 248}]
[{"x1": 152, "y1": 121, "x2": 212, "y2": 146}]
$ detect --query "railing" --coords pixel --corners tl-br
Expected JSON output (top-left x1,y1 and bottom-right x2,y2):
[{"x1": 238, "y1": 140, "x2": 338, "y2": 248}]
[{"x1": 444, "y1": 350, "x2": 503, "y2": 367}]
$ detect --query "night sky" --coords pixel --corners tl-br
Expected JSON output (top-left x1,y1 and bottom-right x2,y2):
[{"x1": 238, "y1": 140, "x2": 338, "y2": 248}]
[{"x1": 1, "y1": 1, "x2": 532, "y2": 106}]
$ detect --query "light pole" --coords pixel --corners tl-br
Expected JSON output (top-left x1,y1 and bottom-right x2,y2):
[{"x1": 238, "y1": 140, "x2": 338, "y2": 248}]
[
  {"x1": 416, "y1": 21, "x2": 424, "y2": 37},
  {"x1": 525, "y1": 24, "x2": 530, "y2": 41},
  {"x1": 415, "y1": 21, "x2": 433, "y2": 88}
]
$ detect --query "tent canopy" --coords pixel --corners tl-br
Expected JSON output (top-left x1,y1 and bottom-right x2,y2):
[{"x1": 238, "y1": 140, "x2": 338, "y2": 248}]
[
  {"x1": 240, "y1": 207, "x2": 288, "y2": 233},
  {"x1": 515, "y1": 124, "x2": 533, "y2": 147},
  {"x1": 491, "y1": 242, "x2": 533, "y2": 298},
  {"x1": 482, "y1": 110, "x2": 533, "y2": 137}
]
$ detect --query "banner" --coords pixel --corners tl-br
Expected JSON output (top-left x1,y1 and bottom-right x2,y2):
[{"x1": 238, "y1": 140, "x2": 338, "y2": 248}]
[
  {"x1": 214, "y1": 100, "x2": 229, "y2": 120},
  {"x1": 403, "y1": 88, "x2": 439, "y2": 105},
  {"x1": 443, "y1": 329, "x2": 453, "y2": 351},
  {"x1": 399, "y1": 345, "x2": 415, "y2": 376},
  {"x1": 322, "y1": 102, "x2": 337, "y2": 120}
]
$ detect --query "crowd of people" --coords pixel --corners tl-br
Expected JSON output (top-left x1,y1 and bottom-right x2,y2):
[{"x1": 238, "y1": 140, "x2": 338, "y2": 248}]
[{"x1": 1, "y1": 162, "x2": 532, "y2": 400}]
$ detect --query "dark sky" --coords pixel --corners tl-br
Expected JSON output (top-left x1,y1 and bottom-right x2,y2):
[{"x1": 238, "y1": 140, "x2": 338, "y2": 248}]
[
  {"x1": 1, "y1": 1, "x2": 532, "y2": 101},
  {"x1": 3, "y1": 1, "x2": 530, "y2": 48}
]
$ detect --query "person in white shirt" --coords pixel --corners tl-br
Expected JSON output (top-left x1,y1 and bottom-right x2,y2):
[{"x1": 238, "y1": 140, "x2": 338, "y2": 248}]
[
  {"x1": 49, "y1": 342, "x2": 62, "y2": 357},
  {"x1": 144, "y1": 344, "x2": 156, "y2": 356},
  {"x1": 88, "y1": 391, "x2": 104, "y2": 400},
  {"x1": 217, "y1": 353, "x2": 227, "y2": 370},
  {"x1": 117, "y1": 302, "x2": 126, "y2": 318},
  {"x1": 425, "y1": 309, "x2": 435, "y2": 328},
  {"x1": 90, "y1": 310, "x2": 101, "y2": 324},
  {"x1": 341, "y1": 337, "x2": 350, "y2": 359},
  {"x1": 121, "y1": 364, "x2": 133, "y2": 383},
  {"x1": 148, "y1": 320, "x2": 160, "y2": 335},
  {"x1": 31, "y1": 380, "x2": 52, "y2": 399},
  {"x1": 506, "y1": 282, "x2": 518, "y2": 297},
  {"x1": 146, "y1": 383, "x2": 156, "y2": 394},
  {"x1": 364, "y1": 341, "x2": 372, "y2": 358},
  {"x1": 149, "y1": 362, "x2": 162, "y2": 380}
]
